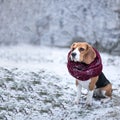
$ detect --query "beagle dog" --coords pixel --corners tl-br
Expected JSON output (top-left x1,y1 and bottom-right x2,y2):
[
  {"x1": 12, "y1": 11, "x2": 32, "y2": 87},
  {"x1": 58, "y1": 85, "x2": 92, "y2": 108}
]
[{"x1": 69, "y1": 42, "x2": 112, "y2": 105}]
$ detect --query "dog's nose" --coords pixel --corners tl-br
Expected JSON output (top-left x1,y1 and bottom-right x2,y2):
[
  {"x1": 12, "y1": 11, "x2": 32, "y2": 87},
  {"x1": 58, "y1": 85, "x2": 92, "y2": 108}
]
[{"x1": 71, "y1": 52, "x2": 76, "y2": 58}]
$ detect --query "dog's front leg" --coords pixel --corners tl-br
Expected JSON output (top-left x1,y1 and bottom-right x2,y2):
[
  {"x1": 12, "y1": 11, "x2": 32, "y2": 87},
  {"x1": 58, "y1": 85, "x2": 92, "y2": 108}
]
[
  {"x1": 74, "y1": 80, "x2": 82, "y2": 104},
  {"x1": 86, "y1": 90, "x2": 94, "y2": 106},
  {"x1": 86, "y1": 77, "x2": 98, "y2": 106}
]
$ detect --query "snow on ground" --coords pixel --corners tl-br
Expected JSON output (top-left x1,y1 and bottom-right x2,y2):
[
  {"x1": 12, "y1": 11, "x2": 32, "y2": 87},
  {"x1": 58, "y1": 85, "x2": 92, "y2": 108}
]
[{"x1": 0, "y1": 45, "x2": 120, "y2": 120}]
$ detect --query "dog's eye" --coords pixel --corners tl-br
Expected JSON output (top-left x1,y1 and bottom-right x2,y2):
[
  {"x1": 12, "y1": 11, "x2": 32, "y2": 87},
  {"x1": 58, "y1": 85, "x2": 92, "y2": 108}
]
[{"x1": 79, "y1": 48, "x2": 85, "y2": 52}]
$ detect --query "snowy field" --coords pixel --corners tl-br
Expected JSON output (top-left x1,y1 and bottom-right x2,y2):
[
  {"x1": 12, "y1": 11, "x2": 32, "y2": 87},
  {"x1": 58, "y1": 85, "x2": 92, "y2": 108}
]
[{"x1": 0, "y1": 45, "x2": 120, "y2": 120}]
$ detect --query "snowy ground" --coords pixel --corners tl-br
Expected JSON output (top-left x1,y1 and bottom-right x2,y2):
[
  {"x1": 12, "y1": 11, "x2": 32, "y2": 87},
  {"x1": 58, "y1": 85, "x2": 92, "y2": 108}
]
[{"x1": 0, "y1": 45, "x2": 120, "y2": 120}]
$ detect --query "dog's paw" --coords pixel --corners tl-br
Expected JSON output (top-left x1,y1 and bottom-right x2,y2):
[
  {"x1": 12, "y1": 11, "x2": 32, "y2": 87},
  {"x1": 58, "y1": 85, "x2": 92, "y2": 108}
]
[
  {"x1": 101, "y1": 97, "x2": 111, "y2": 104},
  {"x1": 86, "y1": 102, "x2": 92, "y2": 107},
  {"x1": 74, "y1": 97, "x2": 80, "y2": 104},
  {"x1": 86, "y1": 100, "x2": 92, "y2": 107}
]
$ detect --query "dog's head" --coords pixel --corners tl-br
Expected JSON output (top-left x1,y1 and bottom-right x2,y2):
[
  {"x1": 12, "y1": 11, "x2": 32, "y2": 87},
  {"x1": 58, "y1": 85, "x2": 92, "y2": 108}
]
[{"x1": 70, "y1": 42, "x2": 96, "y2": 64}]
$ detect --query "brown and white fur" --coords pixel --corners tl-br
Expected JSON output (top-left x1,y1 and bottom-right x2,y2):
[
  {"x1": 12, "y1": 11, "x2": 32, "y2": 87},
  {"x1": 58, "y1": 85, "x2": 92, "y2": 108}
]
[{"x1": 70, "y1": 42, "x2": 112, "y2": 106}]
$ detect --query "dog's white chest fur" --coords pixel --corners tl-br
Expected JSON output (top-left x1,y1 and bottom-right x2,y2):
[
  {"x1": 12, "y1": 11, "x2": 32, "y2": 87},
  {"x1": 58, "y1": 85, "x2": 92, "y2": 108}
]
[{"x1": 78, "y1": 79, "x2": 91, "y2": 90}]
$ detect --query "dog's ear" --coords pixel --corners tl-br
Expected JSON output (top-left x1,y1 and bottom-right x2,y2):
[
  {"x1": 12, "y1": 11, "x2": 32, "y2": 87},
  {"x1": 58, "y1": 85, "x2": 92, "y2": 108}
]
[
  {"x1": 83, "y1": 44, "x2": 96, "y2": 64},
  {"x1": 70, "y1": 42, "x2": 78, "y2": 49}
]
